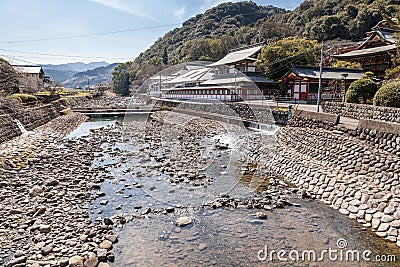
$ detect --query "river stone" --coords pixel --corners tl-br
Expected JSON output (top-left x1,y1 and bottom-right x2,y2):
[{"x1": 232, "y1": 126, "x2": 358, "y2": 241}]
[
  {"x1": 5, "y1": 256, "x2": 27, "y2": 267},
  {"x1": 347, "y1": 205, "x2": 358, "y2": 214},
  {"x1": 381, "y1": 215, "x2": 394, "y2": 223},
  {"x1": 59, "y1": 258, "x2": 69, "y2": 267},
  {"x1": 106, "y1": 235, "x2": 118, "y2": 243},
  {"x1": 198, "y1": 243, "x2": 208, "y2": 251},
  {"x1": 41, "y1": 246, "x2": 53, "y2": 255},
  {"x1": 253, "y1": 212, "x2": 268, "y2": 219},
  {"x1": 99, "y1": 240, "x2": 113, "y2": 250},
  {"x1": 339, "y1": 209, "x2": 349, "y2": 215},
  {"x1": 98, "y1": 263, "x2": 110, "y2": 267},
  {"x1": 378, "y1": 223, "x2": 390, "y2": 232},
  {"x1": 390, "y1": 220, "x2": 400, "y2": 228},
  {"x1": 30, "y1": 185, "x2": 43, "y2": 196},
  {"x1": 69, "y1": 256, "x2": 83, "y2": 267},
  {"x1": 372, "y1": 218, "x2": 381, "y2": 229},
  {"x1": 175, "y1": 216, "x2": 193, "y2": 227},
  {"x1": 39, "y1": 224, "x2": 51, "y2": 233},
  {"x1": 84, "y1": 253, "x2": 98, "y2": 267},
  {"x1": 97, "y1": 249, "x2": 107, "y2": 262}
]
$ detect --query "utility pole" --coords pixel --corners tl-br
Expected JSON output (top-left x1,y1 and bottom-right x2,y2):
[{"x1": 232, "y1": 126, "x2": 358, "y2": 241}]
[
  {"x1": 316, "y1": 40, "x2": 324, "y2": 113},
  {"x1": 342, "y1": 73, "x2": 348, "y2": 102}
]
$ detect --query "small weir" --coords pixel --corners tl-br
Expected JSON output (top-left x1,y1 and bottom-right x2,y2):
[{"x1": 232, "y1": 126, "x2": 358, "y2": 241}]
[
  {"x1": 247, "y1": 121, "x2": 278, "y2": 134},
  {"x1": 14, "y1": 119, "x2": 27, "y2": 134}
]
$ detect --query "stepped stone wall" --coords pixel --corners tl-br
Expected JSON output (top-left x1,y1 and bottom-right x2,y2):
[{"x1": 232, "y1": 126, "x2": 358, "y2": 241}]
[
  {"x1": 0, "y1": 101, "x2": 67, "y2": 143},
  {"x1": 322, "y1": 102, "x2": 400, "y2": 123},
  {"x1": 0, "y1": 115, "x2": 22, "y2": 143},
  {"x1": 270, "y1": 111, "x2": 400, "y2": 247}
]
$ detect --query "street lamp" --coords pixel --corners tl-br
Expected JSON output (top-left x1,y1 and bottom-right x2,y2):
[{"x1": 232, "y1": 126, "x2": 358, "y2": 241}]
[{"x1": 342, "y1": 73, "x2": 348, "y2": 102}]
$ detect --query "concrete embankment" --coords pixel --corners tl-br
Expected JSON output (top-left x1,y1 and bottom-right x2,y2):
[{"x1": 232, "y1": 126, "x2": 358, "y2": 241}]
[
  {"x1": 153, "y1": 98, "x2": 289, "y2": 125},
  {"x1": 271, "y1": 109, "x2": 400, "y2": 247}
]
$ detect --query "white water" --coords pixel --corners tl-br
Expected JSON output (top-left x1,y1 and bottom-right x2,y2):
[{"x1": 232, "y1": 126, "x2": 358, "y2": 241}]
[
  {"x1": 14, "y1": 119, "x2": 27, "y2": 134},
  {"x1": 248, "y1": 122, "x2": 278, "y2": 135}
]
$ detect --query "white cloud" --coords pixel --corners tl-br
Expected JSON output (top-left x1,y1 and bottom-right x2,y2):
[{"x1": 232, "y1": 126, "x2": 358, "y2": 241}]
[
  {"x1": 173, "y1": 6, "x2": 187, "y2": 20},
  {"x1": 89, "y1": 0, "x2": 155, "y2": 20}
]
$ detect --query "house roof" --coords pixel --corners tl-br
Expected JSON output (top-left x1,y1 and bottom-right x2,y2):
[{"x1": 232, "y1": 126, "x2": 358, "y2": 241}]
[
  {"x1": 333, "y1": 44, "x2": 396, "y2": 59},
  {"x1": 358, "y1": 28, "x2": 396, "y2": 49},
  {"x1": 12, "y1": 65, "x2": 44, "y2": 75},
  {"x1": 207, "y1": 44, "x2": 263, "y2": 67},
  {"x1": 164, "y1": 68, "x2": 214, "y2": 84},
  {"x1": 281, "y1": 66, "x2": 366, "y2": 81}
]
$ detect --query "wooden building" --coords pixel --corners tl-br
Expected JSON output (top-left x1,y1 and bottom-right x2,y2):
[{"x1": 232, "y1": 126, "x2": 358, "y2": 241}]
[
  {"x1": 333, "y1": 20, "x2": 398, "y2": 78},
  {"x1": 158, "y1": 44, "x2": 278, "y2": 101},
  {"x1": 12, "y1": 65, "x2": 46, "y2": 93},
  {"x1": 207, "y1": 43, "x2": 279, "y2": 100},
  {"x1": 280, "y1": 65, "x2": 366, "y2": 103}
]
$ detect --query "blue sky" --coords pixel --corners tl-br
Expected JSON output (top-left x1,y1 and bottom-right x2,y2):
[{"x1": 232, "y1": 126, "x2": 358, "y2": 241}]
[{"x1": 0, "y1": 0, "x2": 303, "y2": 65}]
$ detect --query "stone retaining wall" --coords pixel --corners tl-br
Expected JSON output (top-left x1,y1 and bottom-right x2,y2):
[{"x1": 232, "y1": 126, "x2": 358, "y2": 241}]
[
  {"x1": 356, "y1": 119, "x2": 400, "y2": 157},
  {"x1": 0, "y1": 115, "x2": 22, "y2": 143},
  {"x1": 322, "y1": 102, "x2": 400, "y2": 123},
  {"x1": 0, "y1": 101, "x2": 67, "y2": 143},
  {"x1": 270, "y1": 121, "x2": 400, "y2": 247},
  {"x1": 153, "y1": 99, "x2": 288, "y2": 125},
  {"x1": 288, "y1": 109, "x2": 340, "y2": 131}
]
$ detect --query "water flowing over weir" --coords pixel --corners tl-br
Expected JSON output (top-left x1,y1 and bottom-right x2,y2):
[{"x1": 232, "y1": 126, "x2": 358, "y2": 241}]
[
  {"x1": 68, "y1": 115, "x2": 400, "y2": 267},
  {"x1": 14, "y1": 119, "x2": 27, "y2": 134}
]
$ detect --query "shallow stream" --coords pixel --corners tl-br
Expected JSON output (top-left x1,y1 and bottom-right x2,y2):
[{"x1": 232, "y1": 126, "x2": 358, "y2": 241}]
[{"x1": 71, "y1": 117, "x2": 400, "y2": 266}]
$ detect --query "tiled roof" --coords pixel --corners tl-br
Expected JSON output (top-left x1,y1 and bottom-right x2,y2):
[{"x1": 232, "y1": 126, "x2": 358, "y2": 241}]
[
  {"x1": 12, "y1": 65, "x2": 44, "y2": 74},
  {"x1": 207, "y1": 45, "x2": 263, "y2": 67},
  {"x1": 333, "y1": 44, "x2": 396, "y2": 59},
  {"x1": 282, "y1": 66, "x2": 366, "y2": 80}
]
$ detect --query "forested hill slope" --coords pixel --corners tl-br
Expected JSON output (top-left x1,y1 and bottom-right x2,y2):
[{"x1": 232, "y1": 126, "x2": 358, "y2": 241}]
[
  {"x1": 113, "y1": 0, "x2": 399, "y2": 92},
  {"x1": 135, "y1": 2, "x2": 287, "y2": 65},
  {"x1": 279, "y1": 0, "x2": 399, "y2": 41}
]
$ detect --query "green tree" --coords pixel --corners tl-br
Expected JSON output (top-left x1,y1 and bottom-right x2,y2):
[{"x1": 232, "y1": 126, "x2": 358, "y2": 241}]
[
  {"x1": 162, "y1": 47, "x2": 169, "y2": 65},
  {"x1": 0, "y1": 58, "x2": 19, "y2": 96},
  {"x1": 373, "y1": 81, "x2": 400, "y2": 108},
  {"x1": 256, "y1": 37, "x2": 321, "y2": 80},
  {"x1": 112, "y1": 63, "x2": 132, "y2": 96},
  {"x1": 346, "y1": 77, "x2": 378, "y2": 104}
]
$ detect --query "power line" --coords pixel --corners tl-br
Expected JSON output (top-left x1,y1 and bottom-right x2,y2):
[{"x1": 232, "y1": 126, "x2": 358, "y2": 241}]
[
  {"x1": 0, "y1": 48, "x2": 133, "y2": 60},
  {"x1": 0, "y1": 54, "x2": 39, "y2": 65},
  {"x1": 0, "y1": 9, "x2": 287, "y2": 44},
  {"x1": 0, "y1": 23, "x2": 182, "y2": 44}
]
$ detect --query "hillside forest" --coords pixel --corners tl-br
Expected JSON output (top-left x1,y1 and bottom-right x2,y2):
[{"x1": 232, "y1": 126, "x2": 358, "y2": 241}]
[{"x1": 112, "y1": 0, "x2": 400, "y2": 95}]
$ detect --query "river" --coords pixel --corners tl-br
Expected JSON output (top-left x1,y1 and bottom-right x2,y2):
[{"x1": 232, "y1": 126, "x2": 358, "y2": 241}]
[{"x1": 70, "y1": 116, "x2": 400, "y2": 267}]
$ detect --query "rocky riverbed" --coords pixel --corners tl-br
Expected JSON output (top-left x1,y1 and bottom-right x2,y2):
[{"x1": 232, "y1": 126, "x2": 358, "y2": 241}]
[
  {"x1": 2, "y1": 109, "x2": 400, "y2": 266},
  {"x1": 0, "y1": 113, "x2": 118, "y2": 267}
]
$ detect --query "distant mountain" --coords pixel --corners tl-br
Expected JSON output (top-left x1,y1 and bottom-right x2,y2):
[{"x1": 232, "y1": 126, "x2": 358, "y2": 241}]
[
  {"x1": 62, "y1": 63, "x2": 120, "y2": 88},
  {"x1": 44, "y1": 69, "x2": 76, "y2": 83},
  {"x1": 42, "y1": 61, "x2": 109, "y2": 83}
]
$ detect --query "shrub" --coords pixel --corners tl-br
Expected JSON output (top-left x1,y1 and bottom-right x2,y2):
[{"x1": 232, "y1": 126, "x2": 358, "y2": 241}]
[
  {"x1": 345, "y1": 88, "x2": 359, "y2": 103},
  {"x1": 8, "y1": 95, "x2": 22, "y2": 103},
  {"x1": 346, "y1": 77, "x2": 378, "y2": 104},
  {"x1": 373, "y1": 81, "x2": 400, "y2": 108},
  {"x1": 385, "y1": 66, "x2": 400, "y2": 80},
  {"x1": 8, "y1": 93, "x2": 38, "y2": 103}
]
